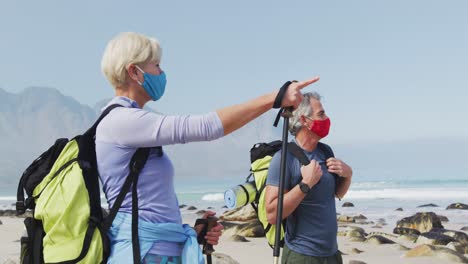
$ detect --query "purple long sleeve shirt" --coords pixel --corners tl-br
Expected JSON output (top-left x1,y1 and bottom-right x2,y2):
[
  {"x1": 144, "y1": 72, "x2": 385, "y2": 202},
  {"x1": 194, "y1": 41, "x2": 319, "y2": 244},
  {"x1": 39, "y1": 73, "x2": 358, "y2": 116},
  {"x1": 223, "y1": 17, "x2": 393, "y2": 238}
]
[{"x1": 96, "y1": 96, "x2": 224, "y2": 256}]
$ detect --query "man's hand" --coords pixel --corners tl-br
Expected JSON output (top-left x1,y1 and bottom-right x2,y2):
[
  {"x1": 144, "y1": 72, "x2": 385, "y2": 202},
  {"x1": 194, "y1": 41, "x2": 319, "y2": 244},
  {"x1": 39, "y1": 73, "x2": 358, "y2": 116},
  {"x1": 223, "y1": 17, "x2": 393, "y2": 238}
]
[
  {"x1": 300, "y1": 159, "x2": 323, "y2": 187},
  {"x1": 326, "y1": 158, "x2": 352, "y2": 178},
  {"x1": 194, "y1": 211, "x2": 224, "y2": 245},
  {"x1": 281, "y1": 77, "x2": 320, "y2": 109}
]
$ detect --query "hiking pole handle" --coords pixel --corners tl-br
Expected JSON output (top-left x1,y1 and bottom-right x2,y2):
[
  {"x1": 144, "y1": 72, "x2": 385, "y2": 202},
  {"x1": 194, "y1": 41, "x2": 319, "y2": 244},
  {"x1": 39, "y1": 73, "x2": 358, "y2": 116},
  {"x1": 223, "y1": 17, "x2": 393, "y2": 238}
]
[
  {"x1": 203, "y1": 216, "x2": 218, "y2": 264},
  {"x1": 273, "y1": 107, "x2": 292, "y2": 262}
]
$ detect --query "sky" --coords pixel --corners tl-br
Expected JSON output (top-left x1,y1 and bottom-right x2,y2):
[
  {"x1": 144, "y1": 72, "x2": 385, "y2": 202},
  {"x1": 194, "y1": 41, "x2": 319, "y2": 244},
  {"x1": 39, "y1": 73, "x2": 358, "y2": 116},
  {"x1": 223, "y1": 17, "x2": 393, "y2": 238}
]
[{"x1": 1, "y1": 0, "x2": 467, "y2": 145}]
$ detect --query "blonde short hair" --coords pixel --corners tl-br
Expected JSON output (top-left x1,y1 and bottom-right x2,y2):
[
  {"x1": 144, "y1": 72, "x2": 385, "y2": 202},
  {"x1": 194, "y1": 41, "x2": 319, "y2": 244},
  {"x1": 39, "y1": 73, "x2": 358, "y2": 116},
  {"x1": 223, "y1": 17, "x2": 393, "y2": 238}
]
[{"x1": 101, "y1": 32, "x2": 162, "y2": 88}]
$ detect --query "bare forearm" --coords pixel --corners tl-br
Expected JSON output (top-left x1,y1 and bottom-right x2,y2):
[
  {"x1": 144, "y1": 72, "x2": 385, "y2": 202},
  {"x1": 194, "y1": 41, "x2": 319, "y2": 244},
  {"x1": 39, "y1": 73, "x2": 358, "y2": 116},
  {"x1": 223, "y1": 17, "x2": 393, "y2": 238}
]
[
  {"x1": 336, "y1": 176, "x2": 352, "y2": 199},
  {"x1": 216, "y1": 91, "x2": 276, "y2": 135},
  {"x1": 267, "y1": 185, "x2": 305, "y2": 224}
]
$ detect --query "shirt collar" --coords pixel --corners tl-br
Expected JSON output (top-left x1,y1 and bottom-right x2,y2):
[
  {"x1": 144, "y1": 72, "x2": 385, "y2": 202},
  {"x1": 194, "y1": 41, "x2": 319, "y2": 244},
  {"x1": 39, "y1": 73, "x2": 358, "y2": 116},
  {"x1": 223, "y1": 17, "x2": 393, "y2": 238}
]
[{"x1": 102, "y1": 96, "x2": 140, "y2": 112}]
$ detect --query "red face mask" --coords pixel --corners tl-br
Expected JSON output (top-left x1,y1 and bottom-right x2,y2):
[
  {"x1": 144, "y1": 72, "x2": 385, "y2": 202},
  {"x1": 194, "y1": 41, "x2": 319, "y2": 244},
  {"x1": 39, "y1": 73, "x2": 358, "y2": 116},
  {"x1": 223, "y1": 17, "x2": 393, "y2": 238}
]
[{"x1": 308, "y1": 118, "x2": 331, "y2": 138}]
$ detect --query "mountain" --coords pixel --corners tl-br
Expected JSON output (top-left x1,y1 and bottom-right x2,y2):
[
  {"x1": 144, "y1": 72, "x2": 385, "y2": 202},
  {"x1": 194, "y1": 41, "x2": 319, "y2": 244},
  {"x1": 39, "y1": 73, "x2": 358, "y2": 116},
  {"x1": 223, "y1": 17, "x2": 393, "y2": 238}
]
[{"x1": 0, "y1": 87, "x2": 281, "y2": 185}]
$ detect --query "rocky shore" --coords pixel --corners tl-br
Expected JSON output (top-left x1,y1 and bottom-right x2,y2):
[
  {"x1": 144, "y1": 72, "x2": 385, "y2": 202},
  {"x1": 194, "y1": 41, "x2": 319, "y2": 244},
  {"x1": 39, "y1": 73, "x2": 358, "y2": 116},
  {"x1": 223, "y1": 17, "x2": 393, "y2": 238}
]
[{"x1": 1, "y1": 202, "x2": 467, "y2": 263}]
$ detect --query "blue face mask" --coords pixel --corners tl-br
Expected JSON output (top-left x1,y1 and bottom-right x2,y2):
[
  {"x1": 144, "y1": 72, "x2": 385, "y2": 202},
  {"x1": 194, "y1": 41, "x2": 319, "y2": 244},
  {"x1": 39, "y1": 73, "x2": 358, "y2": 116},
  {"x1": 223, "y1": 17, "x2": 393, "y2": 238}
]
[{"x1": 136, "y1": 65, "x2": 167, "y2": 101}]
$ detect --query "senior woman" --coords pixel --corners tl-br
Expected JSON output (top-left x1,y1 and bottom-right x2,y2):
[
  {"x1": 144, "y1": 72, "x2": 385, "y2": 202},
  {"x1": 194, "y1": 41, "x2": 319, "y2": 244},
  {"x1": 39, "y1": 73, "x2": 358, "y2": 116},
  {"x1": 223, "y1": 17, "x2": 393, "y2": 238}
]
[{"x1": 96, "y1": 32, "x2": 319, "y2": 264}]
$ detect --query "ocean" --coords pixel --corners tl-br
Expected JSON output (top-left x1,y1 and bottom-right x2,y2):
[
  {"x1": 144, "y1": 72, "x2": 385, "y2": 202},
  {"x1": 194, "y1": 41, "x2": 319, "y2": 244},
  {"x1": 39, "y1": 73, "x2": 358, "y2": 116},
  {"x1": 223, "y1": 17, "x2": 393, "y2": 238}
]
[{"x1": 3, "y1": 174, "x2": 468, "y2": 227}]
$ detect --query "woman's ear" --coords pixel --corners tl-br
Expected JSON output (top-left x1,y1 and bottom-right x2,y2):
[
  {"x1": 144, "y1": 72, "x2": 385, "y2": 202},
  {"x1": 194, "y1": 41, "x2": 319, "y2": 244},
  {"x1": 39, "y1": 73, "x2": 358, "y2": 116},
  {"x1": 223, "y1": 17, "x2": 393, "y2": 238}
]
[{"x1": 127, "y1": 64, "x2": 140, "y2": 82}]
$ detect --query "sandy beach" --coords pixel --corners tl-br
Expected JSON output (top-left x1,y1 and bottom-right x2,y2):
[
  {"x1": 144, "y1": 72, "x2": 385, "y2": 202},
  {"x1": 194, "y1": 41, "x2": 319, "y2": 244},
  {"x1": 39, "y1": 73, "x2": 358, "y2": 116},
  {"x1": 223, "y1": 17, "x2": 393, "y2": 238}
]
[{"x1": 2, "y1": 203, "x2": 467, "y2": 264}]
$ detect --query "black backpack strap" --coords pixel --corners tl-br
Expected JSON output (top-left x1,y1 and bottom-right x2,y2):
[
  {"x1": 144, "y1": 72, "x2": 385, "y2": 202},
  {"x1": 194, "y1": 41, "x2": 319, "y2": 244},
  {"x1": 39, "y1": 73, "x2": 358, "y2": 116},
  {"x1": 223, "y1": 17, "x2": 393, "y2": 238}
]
[
  {"x1": 102, "y1": 148, "x2": 150, "y2": 264},
  {"x1": 287, "y1": 142, "x2": 310, "y2": 166}
]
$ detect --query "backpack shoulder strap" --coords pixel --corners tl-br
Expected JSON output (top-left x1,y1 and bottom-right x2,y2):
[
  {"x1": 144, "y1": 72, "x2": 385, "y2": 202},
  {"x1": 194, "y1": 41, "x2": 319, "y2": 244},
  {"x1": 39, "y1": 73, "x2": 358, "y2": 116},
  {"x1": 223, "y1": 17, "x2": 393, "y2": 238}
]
[
  {"x1": 317, "y1": 142, "x2": 335, "y2": 159},
  {"x1": 287, "y1": 142, "x2": 310, "y2": 166},
  {"x1": 83, "y1": 103, "x2": 123, "y2": 137}
]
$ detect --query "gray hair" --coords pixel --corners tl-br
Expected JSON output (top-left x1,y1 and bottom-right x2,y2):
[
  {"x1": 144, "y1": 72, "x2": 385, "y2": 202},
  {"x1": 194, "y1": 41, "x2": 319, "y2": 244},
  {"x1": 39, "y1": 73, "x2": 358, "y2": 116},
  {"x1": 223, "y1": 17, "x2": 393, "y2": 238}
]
[{"x1": 289, "y1": 92, "x2": 322, "y2": 136}]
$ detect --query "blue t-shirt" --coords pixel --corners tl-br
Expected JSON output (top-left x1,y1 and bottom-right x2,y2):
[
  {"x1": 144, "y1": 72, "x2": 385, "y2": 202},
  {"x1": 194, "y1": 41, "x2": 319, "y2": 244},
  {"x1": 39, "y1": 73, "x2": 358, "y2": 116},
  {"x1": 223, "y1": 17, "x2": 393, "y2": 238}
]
[{"x1": 266, "y1": 141, "x2": 338, "y2": 257}]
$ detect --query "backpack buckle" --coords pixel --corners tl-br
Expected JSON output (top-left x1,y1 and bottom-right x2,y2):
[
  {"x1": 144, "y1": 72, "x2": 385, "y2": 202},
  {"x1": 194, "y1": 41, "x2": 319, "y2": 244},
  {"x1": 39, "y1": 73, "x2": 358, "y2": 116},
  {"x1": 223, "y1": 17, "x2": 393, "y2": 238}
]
[{"x1": 16, "y1": 201, "x2": 26, "y2": 215}]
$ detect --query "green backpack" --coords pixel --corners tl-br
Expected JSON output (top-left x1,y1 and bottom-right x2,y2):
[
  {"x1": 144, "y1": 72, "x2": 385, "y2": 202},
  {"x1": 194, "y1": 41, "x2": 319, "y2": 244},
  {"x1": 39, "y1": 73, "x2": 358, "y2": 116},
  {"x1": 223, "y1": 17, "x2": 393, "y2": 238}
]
[
  {"x1": 16, "y1": 104, "x2": 151, "y2": 264},
  {"x1": 246, "y1": 140, "x2": 336, "y2": 248}
]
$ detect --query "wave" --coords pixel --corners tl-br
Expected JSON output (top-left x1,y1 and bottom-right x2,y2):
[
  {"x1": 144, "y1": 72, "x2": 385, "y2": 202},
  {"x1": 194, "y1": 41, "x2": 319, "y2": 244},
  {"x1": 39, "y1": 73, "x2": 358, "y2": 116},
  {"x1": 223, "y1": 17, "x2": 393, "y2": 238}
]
[
  {"x1": 201, "y1": 193, "x2": 224, "y2": 202},
  {"x1": 346, "y1": 188, "x2": 468, "y2": 200}
]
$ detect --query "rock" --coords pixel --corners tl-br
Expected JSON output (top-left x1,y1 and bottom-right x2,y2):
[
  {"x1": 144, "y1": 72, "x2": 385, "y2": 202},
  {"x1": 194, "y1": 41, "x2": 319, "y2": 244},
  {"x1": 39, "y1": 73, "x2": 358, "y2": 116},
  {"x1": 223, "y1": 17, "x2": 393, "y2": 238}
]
[
  {"x1": 371, "y1": 225, "x2": 382, "y2": 229},
  {"x1": 212, "y1": 252, "x2": 240, "y2": 264},
  {"x1": 432, "y1": 228, "x2": 468, "y2": 244},
  {"x1": 187, "y1": 206, "x2": 197, "y2": 210},
  {"x1": 0, "y1": 219, "x2": 2, "y2": 225},
  {"x1": 437, "y1": 215, "x2": 449, "y2": 222},
  {"x1": 417, "y1": 203, "x2": 439, "y2": 208},
  {"x1": 179, "y1": 204, "x2": 187, "y2": 208},
  {"x1": 461, "y1": 226, "x2": 468, "y2": 231},
  {"x1": 399, "y1": 234, "x2": 419, "y2": 242},
  {"x1": 417, "y1": 232, "x2": 455, "y2": 246},
  {"x1": 447, "y1": 242, "x2": 468, "y2": 255},
  {"x1": 0, "y1": 209, "x2": 17, "y2": 217},
  {"x1": 350, "y1": 248, "x2": 364, "y2": 254},
  {"x1": 337, "y1": 215, "x2": 354, "y2": 223},
  {"x1": 342, "y1": 202, "x2": 354, "y2": 207},
  {"x1": 353, "y1": 214, "x2": 367, "y2": 220},
  {"x1": 222, "y1": 205, "x2": 228, "y2": 209},
  {"x1": 376, "y1": 218, "x2": 386, "y2": 225},
  {"x1": 395, "y1": 212, "x2": 444, "y2": 233},
  {"x1": 347, "y1": 230, "x2": 366, "y2": 239},
  {"x1": 349, "y1": 237, "x2": 366, "y2": 242},
  {"x1": 393, "y1": 227, "x2": 421, "y2": 236},
  {"x1": 405, "y1": 244, "x2": 468, "y2": 263},
  {"x1": 392, "y1": 244, "x2": 410, "y2": 251},
  {"x1": 196, "y1": 210, "x2": 207, "y2": 215},
  {"x1": 446, "y1": 202, "x2": 468, "y2": 210},
  {"x1": 207, "y1": 206, "x2": 214, "y2": 209},
  {"x1": 228, "y1": 235, "x2": 250, "y2": 242},
  {"x1": 365, "y1": 235, "x2": 395, "y2": 245},
  {"x1": 220, "y1": 206, "x2": 257, "y2": 222},
  {"x1": 236, "y1": 219, "x2": 265, "y2": 237},
  {"x1": 395, "y1": 207, "x2": 403, "y2": 211},
  {"x1": 346, "y1": 226, "x2": 366, "y2": 234},
  {"x1": 348, "y1": 261, "x2": 367, "y2": 264}
]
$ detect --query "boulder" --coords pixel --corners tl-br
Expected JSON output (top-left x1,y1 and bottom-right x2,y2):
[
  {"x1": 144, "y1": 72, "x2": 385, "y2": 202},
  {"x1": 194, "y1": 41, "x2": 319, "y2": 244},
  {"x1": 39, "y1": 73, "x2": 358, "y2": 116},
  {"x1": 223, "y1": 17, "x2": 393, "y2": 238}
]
[
  {"x1": 342, "y1": 202, "x2": 354, "y2": 207},
  {"x1": 212, "y1": 252, "x2": 240, "y2": 264},
  {"x1": 417, "y1": 203, "x2": 439, "y2": 208},
  {"x1": 447, "y1": 242, "x2": 468, "y2": 255},
  {"x1": 196, "y1": 210, "x2": 207, "y2": 215},
  {"x1": 228, "y1": 235, "x2": 250, "y2": 242},
  {"x1": 220, "y1": 206, "x2": 257, "y2": 222},
  {"x1": 393, "y1": 227, "x2": 420, "y2": 236},
  {"x1": 395, "y1": 212, "x2": 443, "y2": 233},
  {"x1": 417, "y1": 232, "x2": 455, "y2": 246},
  {"x1": 405, "y1": 244, "x2": 468, "y2": 263},
  {"x1": 398, "y1": 234, "x2": 419, "y2": 242},
  {"x1": 446, "y1": 203, "x2": 468, "y2": 210},
  {"x1": 365, "y1": 235, "x2": 395, "y2": 245},
  {"x1": 187, "y1": 206, "x2": 197, "y2": 210},
  {"x1": 179, "y1": 204, "x2": 187, "y2": 208},
  {"x1": 461, "y1": 226, "x2": 468, "y2": 231},
  {"x1": 437, "y1": 215, "x2": 449, "y2": 222},
  {"x1": 395, "y1": 208, "x2": 403, "y2": 211},
  {"x1": 236, "y1": 219, "x2": 265, "y2": 237},
  {"x1": 0, "y1": 209, "x2": 17, "y2": 217},
  {"x1": 0, "y1": 219, "x2": 2, "y2": 225},
  {"x1": 350, "y1": 248, "x2": 364, "y2": 254},
  {"x1": 337, "y1": 215, "x2": 354, "y2": 223},
  {"x1": 353, "y1": 214, "x2": 367, "y2": 220},
  {"x1": 431, "y1": 228, "x2": 468, "y2": 244}
]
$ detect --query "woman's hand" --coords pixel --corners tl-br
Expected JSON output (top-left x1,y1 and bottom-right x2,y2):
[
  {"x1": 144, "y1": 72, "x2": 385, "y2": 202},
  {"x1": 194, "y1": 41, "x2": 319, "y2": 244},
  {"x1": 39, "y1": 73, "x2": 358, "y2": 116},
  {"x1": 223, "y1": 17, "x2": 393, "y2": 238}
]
[
  {"x1": 194, "y1": 211, "x2": 224, "y2": 245},
  {"x1": 281, "y1": 77, "x2": 320, "y2": 109}
]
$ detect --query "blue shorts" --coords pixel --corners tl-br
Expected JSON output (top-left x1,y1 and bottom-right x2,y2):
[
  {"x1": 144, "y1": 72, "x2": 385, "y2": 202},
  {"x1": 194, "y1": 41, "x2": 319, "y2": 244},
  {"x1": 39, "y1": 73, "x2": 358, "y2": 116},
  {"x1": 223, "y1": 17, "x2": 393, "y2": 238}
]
[{"x1": 142, "y1": 254, "x2": 182, "y2": 264}]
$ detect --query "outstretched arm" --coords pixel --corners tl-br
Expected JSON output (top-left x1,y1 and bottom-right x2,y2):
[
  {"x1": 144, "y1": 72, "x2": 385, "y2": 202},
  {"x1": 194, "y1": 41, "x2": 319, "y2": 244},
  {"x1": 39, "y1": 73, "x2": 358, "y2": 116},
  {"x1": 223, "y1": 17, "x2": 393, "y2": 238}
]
[{"x1": 217, "y1": 77, "x2": 319, "y2": 135}]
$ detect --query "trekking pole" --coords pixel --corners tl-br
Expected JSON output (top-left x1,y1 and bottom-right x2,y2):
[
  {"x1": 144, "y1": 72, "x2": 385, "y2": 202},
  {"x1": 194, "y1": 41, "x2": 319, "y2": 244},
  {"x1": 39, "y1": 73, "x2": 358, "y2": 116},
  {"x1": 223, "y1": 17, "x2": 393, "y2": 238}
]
[
  {"x1": 202, "y1": 216, "x2": 218, "y2": 264},
  {"x1": 273, "y1": 107, "x2": 293, "y2": 264}
]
